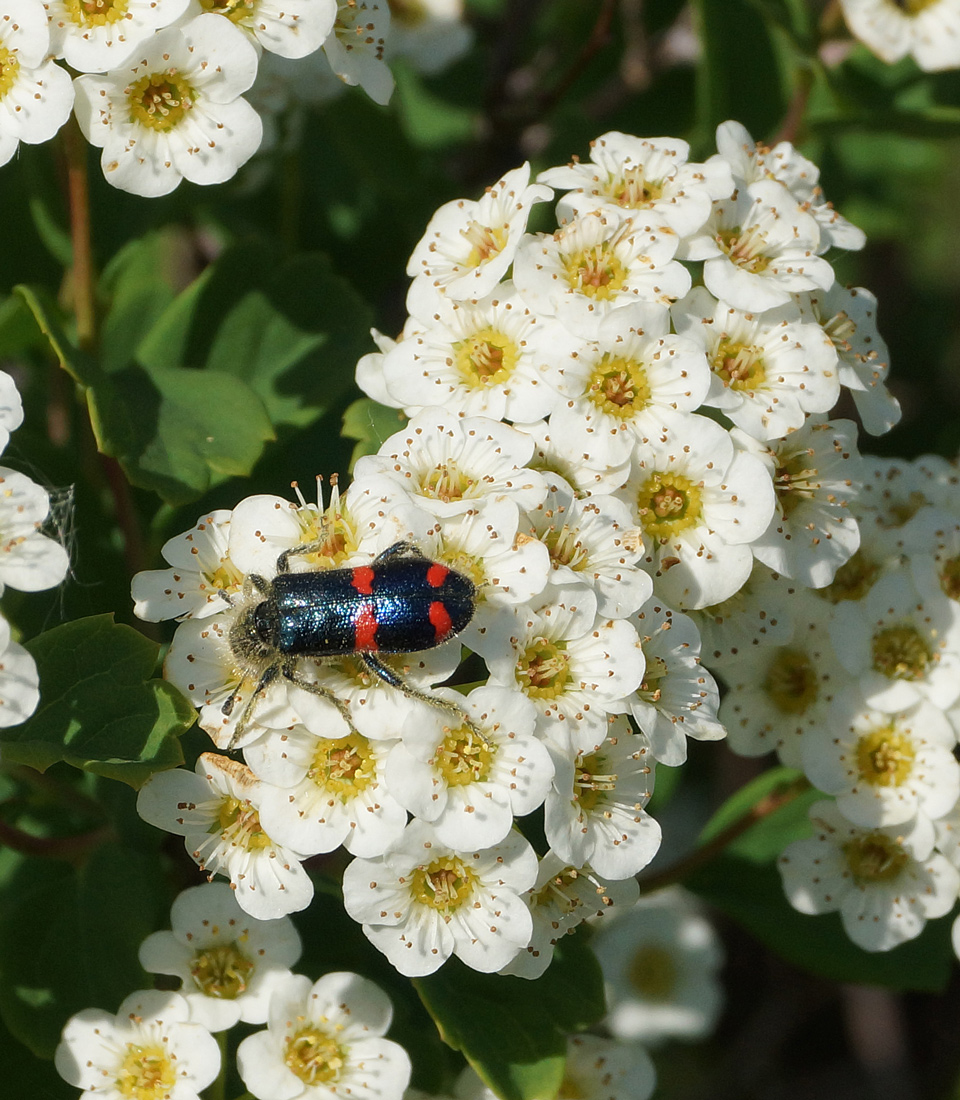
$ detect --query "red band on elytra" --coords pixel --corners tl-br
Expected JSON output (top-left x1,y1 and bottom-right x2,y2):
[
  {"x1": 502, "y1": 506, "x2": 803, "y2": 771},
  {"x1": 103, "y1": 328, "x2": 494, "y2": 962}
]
[
  {"x1": 429, "y1": 600, "x2": 453, "y2": 642},
  {"x1": 426, "y1": 563, "x2": 449, "y2": 588},
  {"x1": 355, "y1": 603, "x2": 378, "y2": 651},
  {"x1": 351, "y1": 566, "x2": 375, "y2": 595}
]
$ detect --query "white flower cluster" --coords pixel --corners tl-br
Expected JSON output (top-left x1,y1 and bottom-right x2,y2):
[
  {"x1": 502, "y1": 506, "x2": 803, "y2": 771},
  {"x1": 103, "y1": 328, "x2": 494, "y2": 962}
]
[
  {"x1": 56, "y1": 881, "x2": 412, "y2": 1100},
  {"x1": 839, "y1": 0, "x2": 960, "y2": 71},
  {"x1": 3, "y1": 0, "x2": 472, "y2": 195},
  {"x1": 0, "y1": 369, "x2": 69, "y2": 729},
  {"x1": 131, "y1": 120, "x2": 916, "y2": 978}
]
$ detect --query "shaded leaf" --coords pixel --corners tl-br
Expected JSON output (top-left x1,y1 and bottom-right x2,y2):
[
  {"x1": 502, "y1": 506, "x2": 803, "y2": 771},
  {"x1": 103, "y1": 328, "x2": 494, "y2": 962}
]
[
  {"x1": 342, "y1": 397, "x2": 406, "y2": 467},
  {"x1": 13, "y1": 285, "x2": 99, "y2": 386}
]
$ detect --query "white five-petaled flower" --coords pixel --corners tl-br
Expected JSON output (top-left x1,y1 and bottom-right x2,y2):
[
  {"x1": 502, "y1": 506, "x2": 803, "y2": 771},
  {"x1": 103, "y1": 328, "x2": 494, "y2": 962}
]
[
  {"x1": 778, "y1": 798, "x2": 960, "y2": 951},
  {"x1": 0, "y1": 0, "x2": 73, "y2": 166},
  {"x1": 55, "y1": 989, "x2": 221, "y2": 1100},
  {"x1": 323, "y1": 0, "x2": 394, "y2": 105},
  {"x1": 73, "y1": 13, "x2": 263, "y2": 196},
  {"x1": 0, "y1": 370, "x2": 23, "y2": 454},
  {"x1": 236, "y1": 971, "x2": 412, "y2": 1100},
  {"x1": 341, "y1": 818, "x2": 538, "y2": 976},
  {"x1": 0, "y1": 610, "x2": 40, "y2": 727},
  {"x1": 839, "y1": 0, "x2": 960, "y2": 72},
  {"x1": 539, "y1": 130, "x2": 734, "y2": 237},
  {"x1": 406, "y1": 162, "x2": 551, "y2": 314},
  {"x1": 138, "y1": 881, "x2": 302, "y2": 1032},
  {"x1": 45, "y1": 0, "x2": 191, "y2": 73},
  {"x1": 136, "y1": 753, "x2": 315, "y2": 919},
  {"x1": 199, "y1": 0, "x2": 337, "y2": 58},
  {"x1": 0, "y1": 465, "x2": 70, "y2": 594}
]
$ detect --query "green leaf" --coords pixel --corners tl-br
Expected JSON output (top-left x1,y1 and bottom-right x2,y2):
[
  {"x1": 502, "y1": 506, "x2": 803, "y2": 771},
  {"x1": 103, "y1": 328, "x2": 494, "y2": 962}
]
[
  {"x1": 414, "y1": 931, "x2": 605, "y2": 1100},
  {"x1": 86, "y1": 364, "x2": 275, "y2": 505},
  {"x1": 1, "y1": 615, "x2": 194, "y2": 785},
  {"x1": 394, "y1": 61, "x2": 478, "y2": 148},
  {"x1": 138, "y1": 242, "x2": 374, "y2": 430},
  {"x1": 0, "y1": 842, "x2": 160, "y2": 1057},
  {"x1": 0, "y1": 295, "x2": 43, "y2": 358},
  {"x1": 342, "y1": 397, "x2": 406, "y2": 467},
  {"x1": 12, "y1": 284, "x2": 99, "y2": 386}
]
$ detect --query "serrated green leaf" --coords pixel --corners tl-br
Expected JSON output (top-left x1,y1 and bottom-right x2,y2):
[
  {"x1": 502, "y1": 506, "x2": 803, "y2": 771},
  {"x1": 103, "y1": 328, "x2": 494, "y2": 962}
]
[
  {"x1": 12, "y1": 285, "x2": 99, "y2": 386},
  {"x1": 1, "y1": 615, "x2": 194, "y2": 785},
  {"x1": 0, "y1": 843, "x2": 159, "y2": 1057},
  {"x1": 414, "y1": 931, "x2": 604, "y2": 1100},
  {"x1": 342, "y1": 397, "x2": 406, "y2": 467},
  {"x1": 687, "y1": 856, "x2": 955, "y2": 992},
  {"x1": 86, "y1": 364, "x2": 275, "y2": 505}
]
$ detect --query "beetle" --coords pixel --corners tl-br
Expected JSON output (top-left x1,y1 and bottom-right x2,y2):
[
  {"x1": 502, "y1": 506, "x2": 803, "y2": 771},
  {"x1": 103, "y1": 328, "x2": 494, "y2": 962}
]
[{"x1": 219, "y1": 540, "x2": 477, "y2": 749}]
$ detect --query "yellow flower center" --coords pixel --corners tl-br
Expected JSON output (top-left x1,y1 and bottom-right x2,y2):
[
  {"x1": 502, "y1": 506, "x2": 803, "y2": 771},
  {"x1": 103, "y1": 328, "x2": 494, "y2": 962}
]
[
  {"x1": 542, "y1": 523, "x2": 589, "y2": 572},
  {"x1": 564, "y1": 241, "x2": 627, "y2": 298},
  {"x1": 309, "y1": 734, "x2": 377, "y2": 800},
  {"x1": 894, "y1": 0, "x2": 939, "y2": 14},
  {"x1": 881, "y1": 490, "x2": 929, "y2": 529},
  {"x1": 0, "y1": 46, "x2": 18, "y2": 100},
  {"x1": 636, "y1": 471, "x2": 703, "y2": 539},
  {"x1": 460, "y1": 220, "x2": 508, "y2": 269},
  {"x1": 65, "y1": 0, "x2": 129, "y2": 27},
  {"x1": 638, "y1": 654, "x2": 668, "y2": 704},
  {"x1": 198, "y1": 0, "x2": 253, "y2": 24},
  {"x1": 533, "y1": 866, "x2": 582, "y2": 914},
  {"x1": 628, "y1": 944, "x2": 678, "y2": 1000},
  {"x1": 843, "y1": 833, "x2": 909, "y2": 883},
  {"x1": 763, "y1": 648, "x2": 819, "y2": 714},
  {"x1": 454, "y1": 327, "x2": 517, "y2": 389},
  {"x1": 940, "y1": 555, "x2": 960, "y2": 601},
  {"x1": 294, "y1": 504, "x2": 358, "y2": 570},
  {"x1": 115, "y1": 1043, "x2": 176, "y2": 1100},
  {"x1": 817, "y1": 551, "x2": 880, "y2": 604},
  {"x1": 127, "y1": 72, "x2": 195, "y2": 133},
  {"x1": 191, "y1": 943, "x2": 255, "y2": 999},
  {"x1": 215, "y1": 797, "x2": 273, "y2": 851},
  {"x1": 855, "y1": 724, "x2": 916, "y2": 788},
  {"x1": 600, "y1": 165, "x2": 664, "y2": 209},
  {"x1": 435, "y1": 723, "x2": 495, "y2": 787},
  {"x1": 717, "y1": 224, "x2": 770, "y2": 274},
  {"x1": 574, "y1": 752, "x2": 617, "y2": 814},
  {"x1": 517, "y1": 638, "x2": 570, "y2": 699},
  {"x1": 871, "y1": 624, "x2": 932, "y2": 682},
  {"x1": 772, "y1": 449, "x2": 822, "y2": 519},
  {"x1": 712, "y1": 338, "x2": 765, "y2": 390},
  {"x1": 587, "y1": 354, "x2": 651, "y2": 418},
  {"x1": 388, "y1": 0, "x2": 428, "y2": 27},
  {"x1": 420, "y1": 462, "x2": 475, "y2": 503},
  {"x1": 411, "y1": 857, "x2": 476, "y2": 912},
  {"x1": 285, "y1": 1025, "x2": 346, "y2": 1086}
]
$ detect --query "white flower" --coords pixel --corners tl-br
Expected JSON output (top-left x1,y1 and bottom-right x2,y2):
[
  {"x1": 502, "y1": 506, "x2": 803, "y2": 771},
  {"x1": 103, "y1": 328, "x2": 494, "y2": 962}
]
[
  {"x1": 539, "y1": 130, "x2": 734, "y2": 237},
  {"x1": 484, "y1": 588, "x2": 645, "y2": 755},
  {"x1": 406, "y1": 163, "x2": 551, "y2": 312},
  {"x1": 55, "y1": 990, "x2": 220, "y2": 1100},
  {"x1": 237, "y1": 971, "x2": 411, "y2": 1100},
  {"x1": 624, "y1": 595, "x2": 724, "y2": 766},
  {"x1": 0, "y1": 0, "x2": 73, "y2": 167},
  {"x1": 0, "y1": 466, "x2": 70, "y2": 593},
  {"x1": 798, "y1": 285, "x2": 900, "y2": 437},
  {"x1": 616, "y1": 412, "x2": 776, "y2": 610},
  {"x1": 802, "y1": 686, "x2": 960, "y2": 827},
  {"x1": 45, "y1": 0, "x2": 191, "y2": 73},
  {"x1": 829, "y1": 569, "x2": 960, "y2": 713},
  {"x1": 381, "y1": 283, "x2": 574, "y2": 422},
  {"x1": 548, "y1": 301, "x2": 712, "y2": 467},
  {"x1": 680, "y1": 179, "x2": 835, "y2": 312},
  {"x1": 385, "y1": 685, "x2": 553, "y2": 848},
  {"x1": 73, "y1": 14, "x2": 263, "y2": 197},
  {"x1": 323, "y1": 0, "x2": 394, "y2": 105},
  {"x1": 0, "y1": 370, "x2": 23, "y2": 453},
  {"x1": 386, "y1": 0, "x2": 473, "y2": 75},
  {"x1": 736, "y1": 417, "x2": 863, "y2": 589},
  {"x1": 524, "y1": 478, "x2": 652, "y2": 619},
  {"x1": 718, "y1": 594, "x2": 849, "y2": 769},
  {"x1": 201, "y1": 0, "x2": 337, "y2": 58},
  {"x1": 515, "y1": 416, "x2": 632, "y2": 497},
  {"x1": 138, "y1": 882, "x2": 302, "y2": 1032},
  {"x1": 132, "y1": 509, "x2": 241, "y2": 622},
  {"x1": 0, "y1": 611, "x2": 39, "y2": 727},
  {"x1": 715, "y1": 120, "x2": 866, "y2": 252},
  {"x1": 136, "y1": 753, "x2": 314, "y2": 919},
  {"x1": 512, "y1": 209, "x2": 691, "y2": 340},
  {"x1": 672, "y1": 286, "x2": 840, "y2": 441},
  {"x1": 544, "y1": 719, "x2": 661, "y2": 880},
  {"x1": 341, "y1": 818, "x2": 538, "y2": 976},
  {"x1": 500, "y1": 851, "x2": 639, "y2": 979},
  {"x1": 778, "y1": 799, "x2": 960, "y2": 951},
  {"x1": 248, "y1": 721, "x2": 409, "y2": 858},
  {"x1": 839, "y1": 0, "x2": 960, "y2": 71},
  {"x1": 354, "y1": 408, "x2": 548, "y2": 518},
  {"x1": 593, "y1": 887, "x2": 724, "y2": 1045}
]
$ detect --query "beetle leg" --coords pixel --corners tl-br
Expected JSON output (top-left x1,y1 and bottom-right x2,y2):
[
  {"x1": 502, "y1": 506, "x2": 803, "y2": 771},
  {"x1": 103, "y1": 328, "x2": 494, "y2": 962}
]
[
  {"x1": 360, "y1": 653, "x2": 483, "y2": 735},
  {"x1": 372, "y1": 541, "x2": 427, "y2": 565},
  {"x1": 283, "y1": 667, "x2": 361, "y2": 737},
  {"x1": 224, "y1": 664, "x2": 279, "y2": 752}
]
